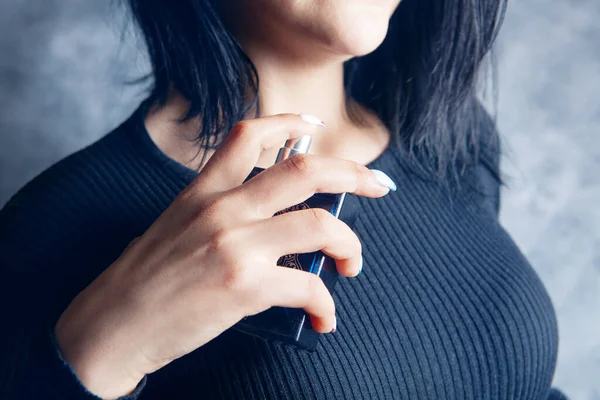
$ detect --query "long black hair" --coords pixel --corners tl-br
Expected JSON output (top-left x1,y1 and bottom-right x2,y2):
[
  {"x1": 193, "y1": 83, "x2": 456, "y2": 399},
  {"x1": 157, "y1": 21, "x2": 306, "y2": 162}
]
[{"x1": 125, "y1": 0, "x2": 507, "y2": 181}]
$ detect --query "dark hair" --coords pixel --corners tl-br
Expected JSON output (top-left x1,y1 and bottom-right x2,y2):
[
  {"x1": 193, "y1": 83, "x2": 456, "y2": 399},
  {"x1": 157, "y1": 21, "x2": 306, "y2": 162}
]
[{"x1": 125, "y1": 0, "x2": 507, "y2": 181}]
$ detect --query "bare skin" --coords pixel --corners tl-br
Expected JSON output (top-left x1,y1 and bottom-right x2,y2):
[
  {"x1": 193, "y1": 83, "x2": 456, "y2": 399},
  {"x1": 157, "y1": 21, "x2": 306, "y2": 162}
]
[
  {"x1": 144, "y1": 0, "x2": 400, "y2": 172},
  {"x1": 144, "y1": 87, "x2": 392, "y2": 173},
  {"x1": 54, "y1": 1, "x2": 401, "y2": 398},
  {"x1": 55, "y1": 115, "x2": 393, "y2": 398}
]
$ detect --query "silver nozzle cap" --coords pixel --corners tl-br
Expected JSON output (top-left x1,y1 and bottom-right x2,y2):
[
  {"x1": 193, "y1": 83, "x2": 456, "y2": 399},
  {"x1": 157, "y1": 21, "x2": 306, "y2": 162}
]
[{"x1": 275, "y1": 135, "x2": 312, "y2": 163}]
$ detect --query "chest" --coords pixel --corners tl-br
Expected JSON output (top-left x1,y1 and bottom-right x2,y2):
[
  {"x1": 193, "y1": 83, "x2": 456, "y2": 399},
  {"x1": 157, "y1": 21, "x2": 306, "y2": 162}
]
[{"x1": 140, "y1": 191, "x2": 557, "y2": 399}]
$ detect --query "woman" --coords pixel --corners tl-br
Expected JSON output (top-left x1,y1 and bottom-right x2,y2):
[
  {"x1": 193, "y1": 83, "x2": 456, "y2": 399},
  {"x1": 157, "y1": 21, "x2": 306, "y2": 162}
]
[{"x1": 0, "y1": 0, "x2": 566, "y2": 399}]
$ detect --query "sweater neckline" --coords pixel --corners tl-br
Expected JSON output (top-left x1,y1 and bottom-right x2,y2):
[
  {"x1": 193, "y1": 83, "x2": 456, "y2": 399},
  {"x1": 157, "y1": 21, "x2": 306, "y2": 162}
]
[{"x1": 128, "y1": 99, "x2": 395, "y2": 182}]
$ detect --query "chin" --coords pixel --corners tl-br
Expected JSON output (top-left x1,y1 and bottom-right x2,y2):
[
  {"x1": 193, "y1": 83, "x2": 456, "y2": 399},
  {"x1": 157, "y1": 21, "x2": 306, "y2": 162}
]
[
  {"x1": 338, "y1": 18, "x2": 391, "y2": 56},
  {"x1": 318, "y1": 3, "x2": 397, "y2": 57},
  {"x1": 233, "y1": 0, "x2": 399, "y2": 60}
]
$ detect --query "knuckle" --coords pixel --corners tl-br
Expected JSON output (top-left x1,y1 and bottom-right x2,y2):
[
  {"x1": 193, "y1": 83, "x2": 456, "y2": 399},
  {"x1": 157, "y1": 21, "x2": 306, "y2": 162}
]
[
  {"x1": 208, "y1": 230, "x2": 257, "y2": 293},
  {"x1": 304, "y1": 273, "x2": 322, "y2": 300},
  {"x1": 221, "y1": 262, "x2": 256, "y2": 294},
  {"x1": 286, "y1": 153, "x2": 316, "y2": 180},
  {"x1": 175, "y1": 186, "x2": 195, "y2": 203},
  {"x1": 306, "y1": 207, "x2": 332, "y2": 233},
  {"x1": 352, "y1": 161, "x2": 369, "y2": 188},
  {"x1": 206, "y1": 228, "x2": 237, "y2": 260},
  {"x1": 200, "y1": 196, "x2": 230, "y2": 221},
  {"x1": 188, "y1": 206, "x2": 206, "y2": 225},
  {"x1": 229, "y1": 121, "x2": 254, "y2": 141},
  {"x1": 221, "y1": 264, "x2": 243, "y2": 291}
]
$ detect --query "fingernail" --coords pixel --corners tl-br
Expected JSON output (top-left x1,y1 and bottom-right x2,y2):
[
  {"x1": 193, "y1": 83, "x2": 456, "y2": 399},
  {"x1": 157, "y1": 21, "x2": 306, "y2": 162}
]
[
  {"x1": 299, "y1": 113, "x2": 326, "y2": 127},
  {"x1": 331, "y1": 315, "x2": 337, "y2": 333},
  {"x1": 358, "y1": 255, "x2": 363, "y2": 275},
  {"x1": 370, "y1": 169, "x2": 397, "y2": 192}
]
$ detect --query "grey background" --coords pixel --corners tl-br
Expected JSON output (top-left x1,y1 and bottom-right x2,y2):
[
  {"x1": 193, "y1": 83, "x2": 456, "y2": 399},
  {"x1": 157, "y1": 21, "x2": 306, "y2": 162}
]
[{"x1": 1, "y1": 0, "x2": 598, "y2": 398}]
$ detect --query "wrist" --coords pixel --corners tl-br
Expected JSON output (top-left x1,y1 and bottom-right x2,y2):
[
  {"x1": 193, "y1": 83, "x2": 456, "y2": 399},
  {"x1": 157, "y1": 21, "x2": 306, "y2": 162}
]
[
  {"x1": 54, "y1": 309, "x2": 145, "y2": 399},
  {"x1": 66, "y1": 354, "x2": 143, "y2": 399}
]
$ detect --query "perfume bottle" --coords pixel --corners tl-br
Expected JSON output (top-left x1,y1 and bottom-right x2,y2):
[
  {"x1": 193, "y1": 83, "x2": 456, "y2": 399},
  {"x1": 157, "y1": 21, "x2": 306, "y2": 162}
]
[{"x1": 233, "y1": 135, "x2": 361, "y2": 350}]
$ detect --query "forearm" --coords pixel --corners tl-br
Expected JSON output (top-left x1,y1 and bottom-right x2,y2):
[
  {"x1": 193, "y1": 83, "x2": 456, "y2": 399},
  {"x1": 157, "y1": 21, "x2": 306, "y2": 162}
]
[
  {"x1": 1, "y1": 305, "x2": 146, "y2": 400},
  {"x1": 0, "y1": 262, "x2": 144, "y2": 400}
]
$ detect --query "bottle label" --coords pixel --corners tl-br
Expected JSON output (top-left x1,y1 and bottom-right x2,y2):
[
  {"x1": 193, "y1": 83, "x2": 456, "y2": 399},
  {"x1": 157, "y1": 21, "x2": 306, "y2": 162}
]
[
  {"x1": 235, "y1": 166, "x2": 359, "y2": 348},
  {"x1": 274, "y1": 202, "x2": 310, "y2": 270}
]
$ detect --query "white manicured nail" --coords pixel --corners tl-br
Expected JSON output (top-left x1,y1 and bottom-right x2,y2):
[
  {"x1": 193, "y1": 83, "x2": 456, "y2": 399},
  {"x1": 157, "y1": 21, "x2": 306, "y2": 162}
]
[
  {"x1": 358, "y1": 255, "x2": 363, "y2": 275},
  {"x1": 298, "y1": 113, "x2": 326, "y2": 127},
  {"x1": 370, "y1": 169, "x2": 397, "y2": 191}
]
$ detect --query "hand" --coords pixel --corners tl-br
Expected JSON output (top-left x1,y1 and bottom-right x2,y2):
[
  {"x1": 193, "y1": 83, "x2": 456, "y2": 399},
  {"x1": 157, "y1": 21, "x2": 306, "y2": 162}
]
[{"x1": 54, "y1": 113, "x2": 393, "y2": 399}]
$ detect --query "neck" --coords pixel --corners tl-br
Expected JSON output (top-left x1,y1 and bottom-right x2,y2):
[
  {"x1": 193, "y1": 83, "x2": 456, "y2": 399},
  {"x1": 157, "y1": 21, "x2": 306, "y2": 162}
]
[
  {"x1": 222, "y1": 0, "x2": 355, "y2": 132},
  {"x1": 145, "y1": 45, "x2": 390, "y2": 170},
  {"x1": 248, "y1": 52, "x2": 350, "y2": 128},
  {"x1": 243, "y1": 46, "x2": 363, "y2": 163}
]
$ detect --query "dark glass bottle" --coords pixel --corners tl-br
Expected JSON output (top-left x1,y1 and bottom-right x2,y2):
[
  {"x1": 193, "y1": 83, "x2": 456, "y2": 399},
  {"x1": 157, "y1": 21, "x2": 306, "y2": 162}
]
[{"x1": 233, "y1": 135, "x2": 361, "y2": 350}]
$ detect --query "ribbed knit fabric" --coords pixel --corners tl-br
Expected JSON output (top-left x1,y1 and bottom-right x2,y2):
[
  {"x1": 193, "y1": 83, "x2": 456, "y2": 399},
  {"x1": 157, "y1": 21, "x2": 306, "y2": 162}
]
[{"x1": 0, "y1": 101, "x2": 565, "y2": 399}]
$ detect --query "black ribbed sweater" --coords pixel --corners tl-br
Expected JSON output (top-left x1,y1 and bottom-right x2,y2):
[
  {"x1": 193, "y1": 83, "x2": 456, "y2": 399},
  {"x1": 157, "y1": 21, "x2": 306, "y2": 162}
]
[{"x1": 0, "y1": 102, "x2": 565, "y2": 399}]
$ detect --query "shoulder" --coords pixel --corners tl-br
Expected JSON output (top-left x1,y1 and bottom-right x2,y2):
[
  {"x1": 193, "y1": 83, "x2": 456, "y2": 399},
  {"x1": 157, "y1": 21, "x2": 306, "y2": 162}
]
[
  {"x1": 0, "y1": 115, "x2": 145, "y2": 274},
  {"x1": 468, "y1": 99, "x2": 503, "y2": 216},
  {"x1": 1, "y1": 116, "x2": 131, "y2": 217},
  {"x1": 473, "y1": 99, "x2": 501, "y2": 177}
]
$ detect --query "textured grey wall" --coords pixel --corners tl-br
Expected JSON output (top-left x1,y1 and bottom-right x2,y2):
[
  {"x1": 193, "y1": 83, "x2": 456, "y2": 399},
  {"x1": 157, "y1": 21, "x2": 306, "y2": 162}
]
[
  {"x1": 1, "y1": 1, "x2": 598, "y2": 398},
  {"x1": 496, "y1": 1, "x2": 600, "y2": 399}
]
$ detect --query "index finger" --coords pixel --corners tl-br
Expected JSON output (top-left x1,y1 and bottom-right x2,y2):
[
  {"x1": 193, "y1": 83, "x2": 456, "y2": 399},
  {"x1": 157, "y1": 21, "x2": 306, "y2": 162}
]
[{"x1": 190, "y1": 113, "x2": 324, "y2": 196}]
